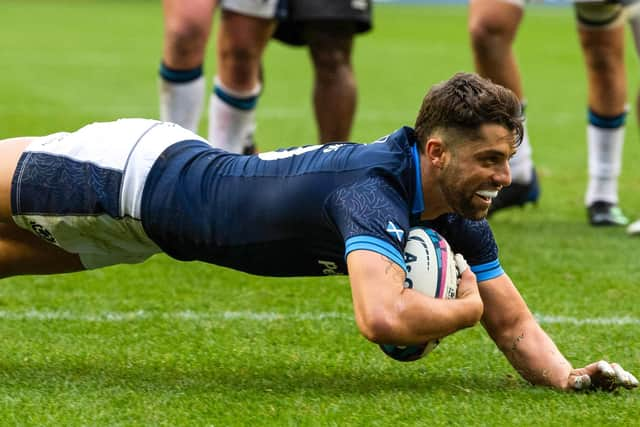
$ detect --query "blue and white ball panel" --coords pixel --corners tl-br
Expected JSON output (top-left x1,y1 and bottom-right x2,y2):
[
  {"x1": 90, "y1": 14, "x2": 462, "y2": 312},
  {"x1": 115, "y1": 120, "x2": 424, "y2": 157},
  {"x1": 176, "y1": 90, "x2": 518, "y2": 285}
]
[{"x1": 10, "y1": 119, "x2": 205, "y2": 269}]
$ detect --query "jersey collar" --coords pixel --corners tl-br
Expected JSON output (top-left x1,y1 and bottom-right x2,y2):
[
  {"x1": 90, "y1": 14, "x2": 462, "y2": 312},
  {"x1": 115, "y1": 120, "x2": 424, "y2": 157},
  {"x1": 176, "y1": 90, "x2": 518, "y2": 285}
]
[{"x1": 411, "y1": 143, "x2": 424, "y2": 215}]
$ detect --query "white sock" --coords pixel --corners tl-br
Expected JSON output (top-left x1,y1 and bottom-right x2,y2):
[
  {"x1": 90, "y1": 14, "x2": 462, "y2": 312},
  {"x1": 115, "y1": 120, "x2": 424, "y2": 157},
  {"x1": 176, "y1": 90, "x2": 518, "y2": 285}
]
[
  {"x1": 208, "y1": 76, "x2": 261, "y2": 153},
  {"x1": 585, "y1": 113, "x2": 626, "y2": 206},
  {"x1": 159, "y1": 70, "x2": 205, "y2": 133},
  {"x1": 510, "y1": 118, "x2": 533, "y2": 184}
]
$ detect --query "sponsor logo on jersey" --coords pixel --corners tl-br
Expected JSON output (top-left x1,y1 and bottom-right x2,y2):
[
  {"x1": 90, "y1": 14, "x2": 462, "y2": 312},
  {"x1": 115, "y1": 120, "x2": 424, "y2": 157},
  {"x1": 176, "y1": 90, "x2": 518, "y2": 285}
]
[
  {"x1": 29, "y1": 220, "x2": 57, "y2": 244},
  {"x1": 386, "y1": 221, "x2": 404, "y2": 242}
]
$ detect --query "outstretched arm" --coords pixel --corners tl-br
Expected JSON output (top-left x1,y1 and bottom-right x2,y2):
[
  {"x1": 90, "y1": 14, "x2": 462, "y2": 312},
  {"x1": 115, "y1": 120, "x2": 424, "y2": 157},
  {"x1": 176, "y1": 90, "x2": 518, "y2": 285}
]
[
  {"x1": 346, "y1": 250, "x2": 483, "y2": 345},
  {"x1": 479, "y1": 274, "x2": 637, "y2": 391}
]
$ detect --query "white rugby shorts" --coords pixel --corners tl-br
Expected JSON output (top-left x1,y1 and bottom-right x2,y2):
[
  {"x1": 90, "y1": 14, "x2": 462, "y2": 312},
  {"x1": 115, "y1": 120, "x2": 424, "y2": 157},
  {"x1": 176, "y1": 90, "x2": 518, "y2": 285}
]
[
  {"x1": 11, "y1": 119, "x2": 207, "y2": 269},
  {"x1": 221, "y1": 0, "x2": 283, "y2": 19}
]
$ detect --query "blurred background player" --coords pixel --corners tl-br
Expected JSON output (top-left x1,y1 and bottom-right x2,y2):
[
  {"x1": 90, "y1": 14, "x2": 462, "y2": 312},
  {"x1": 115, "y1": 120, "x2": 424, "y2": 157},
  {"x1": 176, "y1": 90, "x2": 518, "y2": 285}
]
[
  {"x1": 271, "y1": 0, "x2": 372, "y2": 143},
  {"x1": 159, "y1": 0, "x2": 277, "y2": 154},
  {"x1": 159, "y1": 0, "x2": 372, "y2": 154},
  {"x1": 623, "y1": 3, "x2": 640, "y2": 235},
  {"x1": 469, "y1": 0, "x2": 638, "y2": 226},
  {"x1": 468, "y1": 0, "x2": 540, "y2": 217},
  {"x1": 575, "y1": 0, "x2": 638, "y2": 226}
]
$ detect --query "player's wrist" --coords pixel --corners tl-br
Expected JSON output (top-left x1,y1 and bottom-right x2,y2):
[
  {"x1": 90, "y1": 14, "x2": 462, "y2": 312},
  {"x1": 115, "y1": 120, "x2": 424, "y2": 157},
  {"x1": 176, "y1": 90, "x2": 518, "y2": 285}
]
[{"x1": 457, "y1": 295, "x2": 483, "y2": 328}]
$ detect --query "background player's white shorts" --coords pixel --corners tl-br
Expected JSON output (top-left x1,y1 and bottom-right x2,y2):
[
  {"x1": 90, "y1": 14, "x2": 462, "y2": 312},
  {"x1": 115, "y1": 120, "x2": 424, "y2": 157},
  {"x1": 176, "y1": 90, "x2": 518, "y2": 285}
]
[
  {"x1": 11, "y1": 119, "x2": 207, "y2": 269},
  {"x1": 221, "y1": 0, "x2": 283, "y2": 19}
]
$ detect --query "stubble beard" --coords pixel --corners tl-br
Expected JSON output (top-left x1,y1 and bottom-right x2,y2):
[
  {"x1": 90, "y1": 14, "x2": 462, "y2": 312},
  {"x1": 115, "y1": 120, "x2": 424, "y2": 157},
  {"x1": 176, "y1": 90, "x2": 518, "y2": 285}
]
[{"x1": 439, "y1": 166, "x2": 488, "y2": 221}]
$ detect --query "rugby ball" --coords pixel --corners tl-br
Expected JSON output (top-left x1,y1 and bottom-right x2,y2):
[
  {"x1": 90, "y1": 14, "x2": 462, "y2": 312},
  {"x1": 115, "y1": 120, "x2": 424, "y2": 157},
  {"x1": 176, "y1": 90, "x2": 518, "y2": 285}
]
[{"x1": 379, "y1": 227, "x2": 459, "y2": 362}]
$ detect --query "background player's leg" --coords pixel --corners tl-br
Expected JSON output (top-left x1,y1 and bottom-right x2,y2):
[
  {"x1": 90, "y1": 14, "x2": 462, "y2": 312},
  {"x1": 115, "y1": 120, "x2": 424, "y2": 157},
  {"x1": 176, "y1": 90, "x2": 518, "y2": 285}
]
[
  {"x1": 577, "y1": 23, "x2": 628, "y2": 226},
  {"x1": 304, "y1": 22, "x2": 357, "y2": 143},
  {"x1": 625, "y1": 9, "x2": 640, "y2": 234},
  {"x1": 210, "y1": 10, "x2": 276, "y2": 153},
  {"x1": 468, "y1": 0, "x2": 538, "y2": 215},
  {"x1": 159, "y1": 0, "x2": 217, "y2": 132},
  {"x1": 468, "y1": 0, "x2": 524, "y2": 98}
]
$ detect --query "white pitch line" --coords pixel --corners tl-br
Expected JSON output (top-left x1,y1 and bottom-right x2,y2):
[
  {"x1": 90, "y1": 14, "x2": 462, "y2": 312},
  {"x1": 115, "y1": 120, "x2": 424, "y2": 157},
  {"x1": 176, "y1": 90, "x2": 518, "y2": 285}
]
[
  {"x1": 0, "y1": 309, "x2": 637, "y2": 326},
  {"x1": 534, "y1": 314, "x2": 640, "y2": 326}
]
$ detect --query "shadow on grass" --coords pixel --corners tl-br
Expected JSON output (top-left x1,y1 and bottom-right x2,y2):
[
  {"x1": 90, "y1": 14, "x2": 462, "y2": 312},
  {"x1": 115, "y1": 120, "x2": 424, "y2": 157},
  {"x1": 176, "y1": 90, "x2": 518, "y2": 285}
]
[{"x1": 0, "y1": 358, "x2": 527, "y2": 396}]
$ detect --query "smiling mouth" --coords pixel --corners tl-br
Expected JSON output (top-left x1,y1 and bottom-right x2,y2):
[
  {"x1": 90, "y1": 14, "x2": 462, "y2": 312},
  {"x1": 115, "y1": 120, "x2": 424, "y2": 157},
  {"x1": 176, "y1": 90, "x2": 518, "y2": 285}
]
[{"x1": 475, "y1": 189, "x2": 499, "y2": 202}]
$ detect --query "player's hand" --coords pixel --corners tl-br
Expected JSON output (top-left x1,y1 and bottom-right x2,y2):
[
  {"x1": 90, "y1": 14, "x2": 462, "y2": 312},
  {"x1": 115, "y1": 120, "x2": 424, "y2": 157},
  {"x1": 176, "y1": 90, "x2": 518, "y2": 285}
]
[
  {"x1": 569, "y1": 361, "x2": 638, "y2": 392},
  {"x1": 454, "y1": 253, "x2": 469, "y2": 277},
  {"x1": 454, "y1": 254, "x2": 477, "y2": 299},
  {"x1": 454, "y1": 255, "x2": 483, "y2": 317}
]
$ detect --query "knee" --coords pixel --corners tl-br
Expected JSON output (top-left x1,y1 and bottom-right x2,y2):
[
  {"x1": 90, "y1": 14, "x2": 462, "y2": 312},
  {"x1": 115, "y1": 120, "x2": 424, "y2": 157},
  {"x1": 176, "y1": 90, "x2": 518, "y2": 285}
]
[
  {"x1": 219, "y1": 43, "x2": 261, "y2": 67},
  {"x1": 587, "y1": 54, "x2": 618, "y2": 76},
  {"x1": 582, "y1": 43, "x2": 622, "y2": 75},
  {"x1": 217, "y1": 44, "x2": 264, "y2": 87},
  {"x1": 469, "y1": 15, "x2": 514, "y2": 55},
  {"x1": 307, "y1": 36, "x2": 355, "y2": 90},
  {"x1": 314, "y1": 49, "x2": 353, "y2": 83},
  {"x1": 165, "y1": 20, "x2": 210, "y2": 61}
]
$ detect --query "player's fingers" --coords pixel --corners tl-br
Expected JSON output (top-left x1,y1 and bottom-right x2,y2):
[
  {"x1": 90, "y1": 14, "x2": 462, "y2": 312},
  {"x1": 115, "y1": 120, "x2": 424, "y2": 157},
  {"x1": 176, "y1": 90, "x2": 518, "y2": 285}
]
[
  {"x1": 611, "y1": 363, "x2": 639, "y2": 389},
  {"x1": 571, "y1": 374, "x2": 592, "y2": 391},
  {"x1": 454, "y1": 254, "x2": 468, "y2": 275},
  {"x1": 628, "y1": 372, "x2": 639, "y2": 388},
  {"x1": 596, "y1": 360, "x2": 615, "y2": 378}
]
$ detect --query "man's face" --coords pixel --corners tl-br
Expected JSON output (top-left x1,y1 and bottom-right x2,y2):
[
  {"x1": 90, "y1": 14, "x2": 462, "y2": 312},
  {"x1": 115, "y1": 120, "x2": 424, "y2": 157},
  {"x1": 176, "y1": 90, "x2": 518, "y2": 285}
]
[{"x1": 438, "y1": 124, "x2": 515, "y2": 220}]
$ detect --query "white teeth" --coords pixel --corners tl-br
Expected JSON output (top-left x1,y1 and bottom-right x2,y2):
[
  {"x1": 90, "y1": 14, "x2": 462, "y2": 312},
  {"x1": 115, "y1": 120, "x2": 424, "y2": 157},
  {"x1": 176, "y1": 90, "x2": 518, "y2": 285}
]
[{"x1": 476, "y1": 190, "x2": 498, "y2": 199}]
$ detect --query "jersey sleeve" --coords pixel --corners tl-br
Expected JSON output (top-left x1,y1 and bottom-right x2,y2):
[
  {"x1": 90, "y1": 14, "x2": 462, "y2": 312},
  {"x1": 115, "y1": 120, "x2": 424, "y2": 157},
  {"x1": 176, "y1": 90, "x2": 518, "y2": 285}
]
[
  {"x1": 325, "y1": 176, "x2": 410, "y2": 272},
  {"x1": 418, "y1": 214, "x2": 504, "y2": 282}
]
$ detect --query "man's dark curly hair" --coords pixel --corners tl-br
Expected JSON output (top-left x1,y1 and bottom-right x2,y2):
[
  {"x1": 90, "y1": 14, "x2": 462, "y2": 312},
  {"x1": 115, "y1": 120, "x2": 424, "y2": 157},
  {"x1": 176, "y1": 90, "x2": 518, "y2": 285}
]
[{"x1": 413, "y1": 72, "x2": 523, "y2": 152}]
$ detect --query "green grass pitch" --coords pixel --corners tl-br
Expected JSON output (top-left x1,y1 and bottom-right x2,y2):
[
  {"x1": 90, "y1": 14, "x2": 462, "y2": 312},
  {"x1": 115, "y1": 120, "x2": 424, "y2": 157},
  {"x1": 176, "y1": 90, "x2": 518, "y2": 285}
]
[{"x1": 1, "y1": 0, "x2": 640, "y2": 424}]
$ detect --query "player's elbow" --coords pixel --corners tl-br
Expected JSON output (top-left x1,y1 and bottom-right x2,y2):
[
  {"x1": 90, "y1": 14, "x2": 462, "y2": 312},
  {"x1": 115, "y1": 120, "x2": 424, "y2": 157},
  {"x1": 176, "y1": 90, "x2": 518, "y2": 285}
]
[{"x1": 354, "y1": 308, "x2": 397, "y2": 344}]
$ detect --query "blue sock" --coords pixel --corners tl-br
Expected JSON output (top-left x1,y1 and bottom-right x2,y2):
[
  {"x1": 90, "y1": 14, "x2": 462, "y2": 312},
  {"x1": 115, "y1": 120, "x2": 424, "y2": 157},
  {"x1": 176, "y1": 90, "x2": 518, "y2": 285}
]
[
  {"x1": 159, "y1": 62, "x2": 203, "y2": 83},
  {"x1": 588, "y1": 109, "x2": 626, "y2": 129},
  {"x1": 213, "y1": 84, "x2": 259, "y2": 111}
]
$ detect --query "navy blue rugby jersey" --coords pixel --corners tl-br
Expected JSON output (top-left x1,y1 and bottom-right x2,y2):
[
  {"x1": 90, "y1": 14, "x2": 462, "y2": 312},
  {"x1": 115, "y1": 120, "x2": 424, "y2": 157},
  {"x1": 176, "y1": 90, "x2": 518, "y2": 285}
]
[{"x1": 141, "y1": 126, "x2": 503, "y2": 280}]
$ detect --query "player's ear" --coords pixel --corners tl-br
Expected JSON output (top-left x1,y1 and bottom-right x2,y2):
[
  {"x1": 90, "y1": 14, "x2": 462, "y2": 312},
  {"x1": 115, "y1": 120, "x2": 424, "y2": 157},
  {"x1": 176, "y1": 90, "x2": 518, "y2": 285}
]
[{"x1": 425, "y1": 137, "x2": 447, "y2": 169}]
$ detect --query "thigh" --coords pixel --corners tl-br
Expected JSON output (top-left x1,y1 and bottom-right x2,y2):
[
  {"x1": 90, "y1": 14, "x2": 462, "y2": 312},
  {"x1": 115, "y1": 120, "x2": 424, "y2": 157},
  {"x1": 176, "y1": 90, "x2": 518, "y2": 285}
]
[
  {"x1": 218, "y1": 9, "x2": 277, "y2": 51},
  {"x1": 10, "y1": 120, "x2": 170, "y2": 271},
  {"x1": 216, "y1": 9, "x2": 277, "y2": 88},
  {"x1": 578, "y1": 23, "x2": 626, "y2": 113},
  {"x1": 0, "y1": 137, "x2": 33, "y2": 222},
  {"x1": 163, "y1": 0, "x2": 217, "y2": 30},
  {"x1": 0, "y1": 222, "x2": 84, "y2": 278},
  {"x1": 468, "y1": 0, "x2": 523, "y2": 38},
  {"x1": 303, "y1": 23, "x2": 355, "y2": 65},
  {"x1": 162, "y1": 0, "x2": 217, "y2": 67}
]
